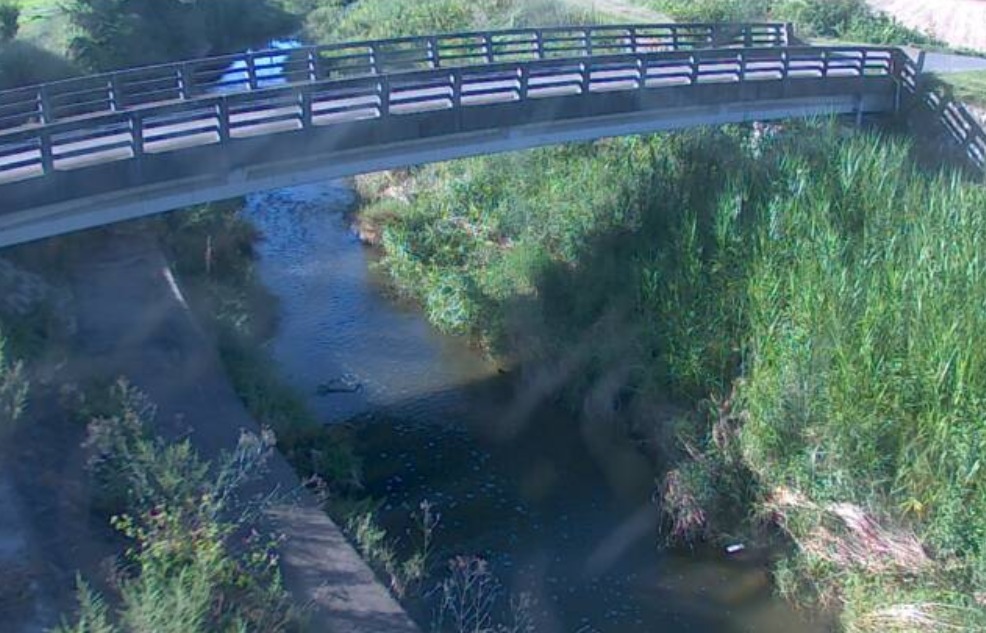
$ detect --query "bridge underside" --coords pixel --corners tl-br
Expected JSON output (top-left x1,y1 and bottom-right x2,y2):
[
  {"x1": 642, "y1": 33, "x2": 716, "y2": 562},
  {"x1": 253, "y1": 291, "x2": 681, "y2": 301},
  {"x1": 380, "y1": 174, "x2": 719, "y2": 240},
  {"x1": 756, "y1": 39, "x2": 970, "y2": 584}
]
[{"x1": 0, "y1": 78, "x2": 895, "y2": 247}]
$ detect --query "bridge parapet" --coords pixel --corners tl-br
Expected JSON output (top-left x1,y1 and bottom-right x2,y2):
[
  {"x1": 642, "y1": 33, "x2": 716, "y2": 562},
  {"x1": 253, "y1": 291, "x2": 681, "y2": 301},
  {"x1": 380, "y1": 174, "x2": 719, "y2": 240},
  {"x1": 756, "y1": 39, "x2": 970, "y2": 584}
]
[
  {"x1": 0, "y1": 45, "x2": 901, "y2": 189},
  {"x1": 0, "y1": 23, "x2": 791, "y2": 129}
]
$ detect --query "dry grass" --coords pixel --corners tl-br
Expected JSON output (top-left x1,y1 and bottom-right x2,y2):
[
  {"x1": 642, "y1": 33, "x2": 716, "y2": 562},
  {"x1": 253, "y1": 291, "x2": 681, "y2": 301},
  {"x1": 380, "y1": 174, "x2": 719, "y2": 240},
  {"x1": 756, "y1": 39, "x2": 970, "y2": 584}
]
[
  {"x1": 854, "y1": 602, "x2": 970, "y2": 632},
  {"x1": 767, "y1": 487, "x2": 931, "y2": 576}
]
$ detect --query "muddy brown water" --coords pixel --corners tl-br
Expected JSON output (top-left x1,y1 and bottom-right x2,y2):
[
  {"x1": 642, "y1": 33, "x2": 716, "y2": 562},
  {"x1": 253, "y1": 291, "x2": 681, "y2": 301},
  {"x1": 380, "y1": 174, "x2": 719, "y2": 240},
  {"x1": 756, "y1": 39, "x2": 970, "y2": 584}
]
[{"x1": 242, "y1": 183, "x2": 829, "y2": 633}]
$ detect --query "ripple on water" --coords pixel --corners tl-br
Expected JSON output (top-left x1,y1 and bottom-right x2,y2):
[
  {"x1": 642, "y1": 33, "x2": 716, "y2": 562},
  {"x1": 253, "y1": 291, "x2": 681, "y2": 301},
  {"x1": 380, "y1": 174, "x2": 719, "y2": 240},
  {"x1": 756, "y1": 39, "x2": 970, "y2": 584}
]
[{"x1": 245, "y1": 182, "x2": 831, "y2": 633}]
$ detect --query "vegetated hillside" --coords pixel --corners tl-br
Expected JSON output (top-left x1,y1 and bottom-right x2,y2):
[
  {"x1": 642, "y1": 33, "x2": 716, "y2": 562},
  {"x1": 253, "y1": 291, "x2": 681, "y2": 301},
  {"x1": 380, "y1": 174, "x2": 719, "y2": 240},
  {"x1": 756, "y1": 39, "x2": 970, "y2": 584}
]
[{"x1": 359, "y1": 120, "x2": 986, "y2": 631}]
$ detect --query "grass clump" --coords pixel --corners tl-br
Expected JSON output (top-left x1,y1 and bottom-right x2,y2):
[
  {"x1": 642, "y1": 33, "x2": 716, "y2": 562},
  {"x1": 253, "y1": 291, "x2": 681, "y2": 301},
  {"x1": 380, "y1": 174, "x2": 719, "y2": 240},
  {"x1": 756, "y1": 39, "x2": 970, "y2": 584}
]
[{"x1": 55, "y1": 380, "x2": 300, "y2": 633}]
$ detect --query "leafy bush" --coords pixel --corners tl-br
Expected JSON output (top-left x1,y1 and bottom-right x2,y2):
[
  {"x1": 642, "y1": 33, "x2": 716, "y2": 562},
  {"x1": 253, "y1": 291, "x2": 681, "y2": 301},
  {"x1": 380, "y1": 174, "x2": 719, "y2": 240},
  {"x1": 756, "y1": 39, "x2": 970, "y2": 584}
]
[
  {"x1": 0, "y1": 39, "x2": 79, "y2": 89},
  {"x1": 66, "y1": 0, "x2": 299, "y2": 71}
]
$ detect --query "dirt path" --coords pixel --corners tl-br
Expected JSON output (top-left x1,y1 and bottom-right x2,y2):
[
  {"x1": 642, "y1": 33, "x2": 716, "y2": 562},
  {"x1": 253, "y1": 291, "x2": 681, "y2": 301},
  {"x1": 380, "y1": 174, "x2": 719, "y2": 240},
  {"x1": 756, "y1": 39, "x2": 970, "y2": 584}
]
[
  {"x1": 566, "y1": 0, "x2": 669, "y2": 22},
  {"x1": 867, "y1": 0, "x2": 986, "y2": 52},
  {"x1": 65, "y1": 231, "x2": 419, "y2": 633}
]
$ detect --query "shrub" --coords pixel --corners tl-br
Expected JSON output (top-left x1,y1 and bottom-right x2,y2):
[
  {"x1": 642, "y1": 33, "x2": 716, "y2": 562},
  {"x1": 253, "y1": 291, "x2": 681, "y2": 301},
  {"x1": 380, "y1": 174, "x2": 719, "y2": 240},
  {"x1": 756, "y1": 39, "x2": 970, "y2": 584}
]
[{"x1": 70, "y1": 380, "x2": 299, "y2": 633}]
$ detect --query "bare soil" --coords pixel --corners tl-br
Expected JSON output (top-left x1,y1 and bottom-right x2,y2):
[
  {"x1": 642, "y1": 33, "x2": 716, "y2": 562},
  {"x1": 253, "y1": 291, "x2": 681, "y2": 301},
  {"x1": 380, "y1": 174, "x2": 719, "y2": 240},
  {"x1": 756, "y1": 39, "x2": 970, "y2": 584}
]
[{"x1": 867, "y1": 0, "x2": 986, "y2": 52}]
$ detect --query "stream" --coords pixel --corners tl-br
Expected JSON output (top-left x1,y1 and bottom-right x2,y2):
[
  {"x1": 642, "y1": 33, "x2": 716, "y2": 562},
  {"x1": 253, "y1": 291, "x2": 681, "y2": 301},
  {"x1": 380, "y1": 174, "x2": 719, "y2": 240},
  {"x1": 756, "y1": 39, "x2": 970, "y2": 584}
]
[{"x1": 241, "y1": 184, "x2": 828, "y2": 633}]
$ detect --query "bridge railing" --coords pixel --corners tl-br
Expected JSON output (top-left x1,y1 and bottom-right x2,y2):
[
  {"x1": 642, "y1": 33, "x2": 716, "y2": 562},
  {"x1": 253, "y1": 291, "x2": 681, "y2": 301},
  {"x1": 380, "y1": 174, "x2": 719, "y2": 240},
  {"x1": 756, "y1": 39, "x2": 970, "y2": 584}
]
[
  {"x1": 0, "y1": 23, "x2": 791, "y2": 130},
  {"x1": 0, "y1": 45, "x2": 900, "y2": 184},
  {"x1": 897, "y1": 55, "x2": 986, "y2": 170}
]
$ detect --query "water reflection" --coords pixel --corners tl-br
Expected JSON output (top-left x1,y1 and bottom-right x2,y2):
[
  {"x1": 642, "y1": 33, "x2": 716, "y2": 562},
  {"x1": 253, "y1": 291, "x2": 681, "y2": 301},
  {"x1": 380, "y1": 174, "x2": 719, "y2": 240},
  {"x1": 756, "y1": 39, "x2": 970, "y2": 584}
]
[{"x1": 242, "y1": 184, "x2": 830, "y2": 633}]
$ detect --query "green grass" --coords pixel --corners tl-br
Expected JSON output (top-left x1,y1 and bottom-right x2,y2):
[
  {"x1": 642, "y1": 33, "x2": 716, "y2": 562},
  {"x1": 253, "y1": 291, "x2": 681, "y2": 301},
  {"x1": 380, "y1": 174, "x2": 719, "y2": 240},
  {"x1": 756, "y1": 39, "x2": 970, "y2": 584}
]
[{"x1": 936, "y1": 70, "x2": 986, "y2": 109}]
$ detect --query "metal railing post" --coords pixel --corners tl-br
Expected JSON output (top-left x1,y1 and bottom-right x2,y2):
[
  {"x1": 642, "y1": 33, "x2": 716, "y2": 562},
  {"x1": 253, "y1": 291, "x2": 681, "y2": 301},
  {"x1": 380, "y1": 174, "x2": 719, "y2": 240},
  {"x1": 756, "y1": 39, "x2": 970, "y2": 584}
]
[
  {"x1": 246, "y1": 54, "x2": 258, "y2": 90},
  {"x1": 369, "y1": 43, "x2": 380, "y2": 75},
  {"x1": 628, "y1": 27, "x2": 637, "y2": 54},
  {"x1": 307, "y1": 49, "x2": 318, "y2": 81},
  {"x1": 39, "y1": 129, "x2": 54, "y2": 174},
  {"x1": 37, "y1": 85, "x2": 52, "y2": 124},
  {"x1": 784, "y1": 23, "x2": 795, "y2": 46},
  {"x1": 536, "y1": 30, "x2": 545, "y2": 59},
  {"x1": 217, "y1": 99, "x2": 231, "y2": 142},
  {"x1": 109, "y1": 75, "x2": 123, "y2": 111},
  {"x1": 581, "y1": 61, "x2": 591, "y2": 94},
  {"x1": 379, "y1": 76, "x2": 390, "y2": 116},
  {"x1": 131, "y1": 112, "x2": 144, "y2": 158},
  {"x1": 519, "y1": 66, "x2": 529, "y2": 100},
  {"x1": 585, "y1": 28, "x2": 593, "y2": 57},
  {"x1": 484, "y1": 33, "x2": 495, "y2": 63},
  {"x1": 428, "y1": 37, "x2": 440, "y2": 69},
  {"x1": 179, "y1": 63, "x2": 193, "y2": 99},
  {"x1": 452, "y1": 70, "x2": 462, "y2": 109},
  {"x1": 301, "y1": 90, "x2": 313, "y2": 128}
]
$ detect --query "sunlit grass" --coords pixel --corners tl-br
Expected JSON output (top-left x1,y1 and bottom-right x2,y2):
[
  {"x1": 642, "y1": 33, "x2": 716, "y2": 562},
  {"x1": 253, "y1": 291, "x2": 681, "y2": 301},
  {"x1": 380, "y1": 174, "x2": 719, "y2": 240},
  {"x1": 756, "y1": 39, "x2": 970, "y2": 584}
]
[{"x1": 362, "y1": 122, "x2": 986, "y2": 629}]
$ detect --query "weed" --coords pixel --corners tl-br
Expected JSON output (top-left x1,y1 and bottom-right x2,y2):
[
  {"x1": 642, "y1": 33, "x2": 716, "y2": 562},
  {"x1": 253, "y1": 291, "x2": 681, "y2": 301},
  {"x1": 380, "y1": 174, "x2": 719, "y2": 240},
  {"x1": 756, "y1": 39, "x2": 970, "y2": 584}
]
[{"x1": 60, "y1": 381, "x2": 300, "y2": 633}]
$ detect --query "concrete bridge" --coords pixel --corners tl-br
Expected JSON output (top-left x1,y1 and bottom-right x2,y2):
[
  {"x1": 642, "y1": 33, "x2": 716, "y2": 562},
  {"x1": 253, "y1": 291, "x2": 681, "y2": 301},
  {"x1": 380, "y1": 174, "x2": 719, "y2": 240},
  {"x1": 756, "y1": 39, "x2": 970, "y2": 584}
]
[{"x1": 0, "y1": 22, "x2": 982, "y2": 247}]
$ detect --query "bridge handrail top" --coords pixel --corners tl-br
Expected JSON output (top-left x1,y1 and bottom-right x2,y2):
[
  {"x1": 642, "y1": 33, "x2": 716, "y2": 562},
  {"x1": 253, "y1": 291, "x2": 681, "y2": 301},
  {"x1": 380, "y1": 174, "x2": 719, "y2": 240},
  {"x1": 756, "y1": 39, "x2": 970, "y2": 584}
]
[
  {"x1": 0, "y1": 22, "x2": 795, "y2": 97},
  {"x1": 0, "y1": 44, "x2": 906, "y2": 141}
]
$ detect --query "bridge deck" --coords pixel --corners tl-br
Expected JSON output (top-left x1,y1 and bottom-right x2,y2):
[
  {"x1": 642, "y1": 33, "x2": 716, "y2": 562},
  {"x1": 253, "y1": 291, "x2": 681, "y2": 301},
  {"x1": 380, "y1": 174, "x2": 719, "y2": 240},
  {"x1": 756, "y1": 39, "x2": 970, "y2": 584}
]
[{"x1": 0, "y1": 25, "x2": 983, "y2": 246}]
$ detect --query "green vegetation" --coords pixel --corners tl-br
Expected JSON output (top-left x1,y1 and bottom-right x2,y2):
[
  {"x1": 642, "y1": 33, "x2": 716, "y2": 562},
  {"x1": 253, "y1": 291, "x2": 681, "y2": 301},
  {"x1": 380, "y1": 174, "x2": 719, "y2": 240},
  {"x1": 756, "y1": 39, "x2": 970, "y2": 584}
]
[
  {"x1": 65, "y1": 0, "x2": 299, "y2": 71},
  {"x1": 56, "y1": 381, "x2": 299, "y2": 633},
  {"x1": 934, "y1": 70, "x2": 986, "y2": 109},
  {"x1": 154, "y1": 204, "x2": 362, "y2": 492},
  {"x1": 651, "y1": 0, "x2": 942, "y2": 47},
  {"x1": 0, "y1": 330, "x2": 27, "y2": 437},
  {"x1": 359, "y1": 122, "x2": 986, "y2": 630},
  {"x1": 298, "y1": 0, "x2": 600, "y2": 44},
  {"x1": 346, "y1": 499, "x2": 439, "y2": 599},
  {"x1": 0, "y1": 1, "x2": 19, "y2": 41}
]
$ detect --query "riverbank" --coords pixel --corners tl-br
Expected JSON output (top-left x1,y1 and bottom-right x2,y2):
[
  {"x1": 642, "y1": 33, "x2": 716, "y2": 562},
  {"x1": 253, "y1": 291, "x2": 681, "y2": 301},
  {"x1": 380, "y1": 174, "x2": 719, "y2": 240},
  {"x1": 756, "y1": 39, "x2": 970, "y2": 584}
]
[
  {"x1": 0, "y1": 224, "x2": 419, "y2": 633},
  {"x1": 353, "y1": 121, "x2": 986, "y2": 631}
]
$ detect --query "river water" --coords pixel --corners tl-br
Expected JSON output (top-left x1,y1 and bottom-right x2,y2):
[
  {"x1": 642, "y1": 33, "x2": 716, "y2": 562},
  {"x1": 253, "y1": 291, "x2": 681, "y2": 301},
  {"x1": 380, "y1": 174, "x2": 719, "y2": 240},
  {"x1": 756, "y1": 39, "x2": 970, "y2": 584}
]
[{"x1": 241, "y1": 183, "x2": 828, "y2": 633}]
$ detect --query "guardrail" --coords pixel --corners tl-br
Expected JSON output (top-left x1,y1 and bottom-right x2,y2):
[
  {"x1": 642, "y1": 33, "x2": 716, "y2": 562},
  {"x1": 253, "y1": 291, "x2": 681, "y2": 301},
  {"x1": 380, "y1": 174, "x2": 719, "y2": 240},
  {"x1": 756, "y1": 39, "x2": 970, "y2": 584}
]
[
  {"x1": 898, "y1": 53, "x2": 986, "y2": 171},
  {"x1": 0, "y1": 23, "x2": 791, "y2": 130},
  {"x1": 0, "y1": 45, "x2": 900, "y2": 185}
]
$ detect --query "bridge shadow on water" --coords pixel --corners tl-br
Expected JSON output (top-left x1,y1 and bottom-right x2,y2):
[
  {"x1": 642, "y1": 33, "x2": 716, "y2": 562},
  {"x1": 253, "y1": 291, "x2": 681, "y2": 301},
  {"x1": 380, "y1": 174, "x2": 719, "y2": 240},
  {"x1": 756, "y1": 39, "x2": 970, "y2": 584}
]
[{"x1": 266, "y1": 156, "x2": 835, "y2": 632}]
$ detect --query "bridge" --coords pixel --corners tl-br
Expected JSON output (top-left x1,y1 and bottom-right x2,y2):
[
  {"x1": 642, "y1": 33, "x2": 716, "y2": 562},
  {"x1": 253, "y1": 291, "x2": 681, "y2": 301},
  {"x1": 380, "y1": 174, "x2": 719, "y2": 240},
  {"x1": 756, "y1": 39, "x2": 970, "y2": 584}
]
[{"x1": 0, "y1": 22, "x2": 982, "y2": 247}]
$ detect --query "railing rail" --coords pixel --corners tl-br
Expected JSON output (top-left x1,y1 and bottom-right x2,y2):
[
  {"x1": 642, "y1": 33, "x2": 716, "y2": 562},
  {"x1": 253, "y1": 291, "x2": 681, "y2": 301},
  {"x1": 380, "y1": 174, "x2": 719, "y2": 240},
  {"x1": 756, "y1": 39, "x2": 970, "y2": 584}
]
[
  {"x1": 0, "y1": 23, "x2": 791, "y2": 130},
  {"x1": 0, "y1": 45, "x2": 903, "y2": 186}
]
